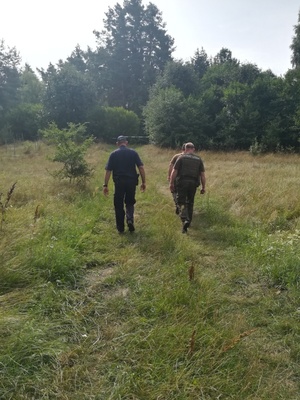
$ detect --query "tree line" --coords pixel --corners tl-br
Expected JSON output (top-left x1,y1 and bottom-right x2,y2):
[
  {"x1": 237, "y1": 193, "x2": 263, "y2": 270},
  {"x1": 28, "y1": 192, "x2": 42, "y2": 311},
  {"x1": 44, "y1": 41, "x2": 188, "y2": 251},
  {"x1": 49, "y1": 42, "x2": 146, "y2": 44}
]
[{"x1": 1, "y1": 0, "x2": 300, "y2": 152}]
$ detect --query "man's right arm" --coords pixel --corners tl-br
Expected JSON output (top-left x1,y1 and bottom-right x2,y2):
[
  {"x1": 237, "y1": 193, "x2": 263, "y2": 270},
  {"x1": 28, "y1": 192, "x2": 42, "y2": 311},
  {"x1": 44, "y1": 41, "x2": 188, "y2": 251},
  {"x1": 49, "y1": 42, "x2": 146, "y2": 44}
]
[
  {"x1": 168, "y1": 163, "x2": 174, "y2": 181},
  {"x1": 200, "y1": 171, "x2": 206, "y2": 194},
  {"x1": 169, "y1": 167, "x2": 178, "y2": 192},
  {"x1": 103, "y1": 170, "x2": 111, "y2": 196},
  {"x1": 168, "y1": 154, "x2": 179, "y2": 180}
]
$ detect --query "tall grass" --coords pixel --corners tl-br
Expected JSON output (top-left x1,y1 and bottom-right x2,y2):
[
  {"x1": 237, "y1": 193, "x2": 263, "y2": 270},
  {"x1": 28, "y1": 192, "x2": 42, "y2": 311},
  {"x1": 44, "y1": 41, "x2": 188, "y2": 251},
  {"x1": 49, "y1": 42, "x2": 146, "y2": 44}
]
[{"x1": 0, "y1": 142, "x2": 299, "y2": 399}]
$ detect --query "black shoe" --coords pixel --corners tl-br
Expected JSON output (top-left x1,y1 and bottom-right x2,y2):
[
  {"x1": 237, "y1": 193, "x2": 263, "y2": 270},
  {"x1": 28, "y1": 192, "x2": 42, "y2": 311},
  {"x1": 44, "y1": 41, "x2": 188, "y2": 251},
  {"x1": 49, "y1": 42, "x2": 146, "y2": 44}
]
[
  {"x1": 182, "y1": 220, "x2": 190, "y2": 233},
  {"x1": 127, "y1": 220, "x2": 135, "y2": 232},
  {"x1": 117, "y1": 225, "x2": 124, "y2": 234}
]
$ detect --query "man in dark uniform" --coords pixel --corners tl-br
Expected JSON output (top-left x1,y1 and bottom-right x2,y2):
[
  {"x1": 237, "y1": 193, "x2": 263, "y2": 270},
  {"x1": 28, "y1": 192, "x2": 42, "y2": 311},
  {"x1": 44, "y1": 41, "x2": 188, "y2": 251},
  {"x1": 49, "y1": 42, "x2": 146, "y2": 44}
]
[
  {"x1": 103, "y1": 135, "x2": 146, "y2": 233},
  {"x1": 169, "y1": 142, "x2": 205, "y2": 233}
]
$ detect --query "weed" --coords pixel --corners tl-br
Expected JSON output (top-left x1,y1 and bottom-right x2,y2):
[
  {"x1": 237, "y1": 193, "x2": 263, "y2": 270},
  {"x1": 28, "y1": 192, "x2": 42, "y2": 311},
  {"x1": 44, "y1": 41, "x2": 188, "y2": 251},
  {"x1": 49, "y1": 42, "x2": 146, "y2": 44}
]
[{"x1": 0, "y1": 182, "x2": 16, "y2": 230}]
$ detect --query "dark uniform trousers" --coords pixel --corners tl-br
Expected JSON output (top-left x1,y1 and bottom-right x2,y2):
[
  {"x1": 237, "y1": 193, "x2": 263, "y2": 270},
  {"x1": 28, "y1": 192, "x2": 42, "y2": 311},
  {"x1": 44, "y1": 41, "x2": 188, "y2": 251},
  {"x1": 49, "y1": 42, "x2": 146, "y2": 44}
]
[
  {"x1": 176, "y1": 178, "x2": 198, "y2": 223},
  {"x1": 114, "y1": 177, "x2": 136, "y2": 232}
]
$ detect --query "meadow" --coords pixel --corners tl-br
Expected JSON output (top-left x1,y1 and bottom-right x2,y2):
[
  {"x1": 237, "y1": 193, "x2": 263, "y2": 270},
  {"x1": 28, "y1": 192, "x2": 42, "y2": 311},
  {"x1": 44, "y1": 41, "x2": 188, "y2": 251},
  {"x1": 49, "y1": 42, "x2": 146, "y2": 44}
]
[{"x1": 0, "y1": 142, "x2": 299, "y2": 399}]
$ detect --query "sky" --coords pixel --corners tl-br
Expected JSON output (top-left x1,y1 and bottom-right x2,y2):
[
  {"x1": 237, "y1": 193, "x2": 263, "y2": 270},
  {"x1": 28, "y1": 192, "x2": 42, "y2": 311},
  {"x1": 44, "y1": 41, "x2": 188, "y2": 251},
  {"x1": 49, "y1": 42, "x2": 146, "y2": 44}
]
[{"x1": 1, "y1": 0, "x2": 299, "y2": 76}]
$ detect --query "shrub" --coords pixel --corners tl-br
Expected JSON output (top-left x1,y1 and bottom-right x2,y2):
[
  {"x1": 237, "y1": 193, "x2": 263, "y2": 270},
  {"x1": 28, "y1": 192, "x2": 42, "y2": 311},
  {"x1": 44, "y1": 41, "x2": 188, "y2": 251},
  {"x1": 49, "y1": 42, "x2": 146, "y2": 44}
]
[{"x1": 87, "y1": 106, "x2": 141, "y2": 142}]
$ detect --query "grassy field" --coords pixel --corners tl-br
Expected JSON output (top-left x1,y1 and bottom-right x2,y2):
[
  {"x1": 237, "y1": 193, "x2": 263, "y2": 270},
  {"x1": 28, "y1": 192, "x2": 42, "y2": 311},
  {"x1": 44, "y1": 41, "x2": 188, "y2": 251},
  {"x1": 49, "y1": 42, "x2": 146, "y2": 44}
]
[{"x1": 0, "y1": 142, "x2": 299, "y2": 399}]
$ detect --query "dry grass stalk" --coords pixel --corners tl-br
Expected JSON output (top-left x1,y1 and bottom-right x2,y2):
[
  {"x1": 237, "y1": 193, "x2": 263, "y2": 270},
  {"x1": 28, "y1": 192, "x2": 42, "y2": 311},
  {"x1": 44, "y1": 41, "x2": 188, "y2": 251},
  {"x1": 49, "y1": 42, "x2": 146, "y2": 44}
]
[
  {"x1": 0, "y1": 182, "x2": 17, "y2": 229},
  {"x1": 5, "y1": 182, "x2": 17, "y2": 207},
  {"x1": 34, "y1": 205, "x2": 40, "y2": 223},
  {"x1": 189, "y1": 264, "x2": 195, "y2": 281},
  {"x1": 188, "y1": 329, "x2": 196, "y2": 356},
  {"x1": 222, "y1": 328, "x2": 257, "y2": 353}
]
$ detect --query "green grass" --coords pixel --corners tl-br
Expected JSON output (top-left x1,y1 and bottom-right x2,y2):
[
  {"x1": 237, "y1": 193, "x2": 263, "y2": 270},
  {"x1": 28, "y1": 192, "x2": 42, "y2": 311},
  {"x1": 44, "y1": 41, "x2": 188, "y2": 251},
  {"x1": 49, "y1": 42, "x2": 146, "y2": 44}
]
[{"x1": 0, "y1": 143, "x2": 299, "y2": 399}]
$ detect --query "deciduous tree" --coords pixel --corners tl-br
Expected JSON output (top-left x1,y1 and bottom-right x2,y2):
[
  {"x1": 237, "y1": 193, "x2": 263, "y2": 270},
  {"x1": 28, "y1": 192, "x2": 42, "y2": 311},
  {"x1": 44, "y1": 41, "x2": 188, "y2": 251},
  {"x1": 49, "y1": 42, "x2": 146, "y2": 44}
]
[
  {"x1": 41, "y1": 63, "x2": 96, "y2": 127},
  {"x1": 0, "y1": 40, "x2": 21, "y2": 115}
]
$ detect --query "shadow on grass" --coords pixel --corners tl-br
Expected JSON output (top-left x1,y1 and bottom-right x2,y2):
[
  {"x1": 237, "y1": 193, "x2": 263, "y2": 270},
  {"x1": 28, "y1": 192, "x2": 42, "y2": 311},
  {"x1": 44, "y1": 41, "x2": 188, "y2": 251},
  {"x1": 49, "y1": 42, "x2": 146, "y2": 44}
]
[{"x1": 191, "y1": 201, "x2": 252, "y2": 248}]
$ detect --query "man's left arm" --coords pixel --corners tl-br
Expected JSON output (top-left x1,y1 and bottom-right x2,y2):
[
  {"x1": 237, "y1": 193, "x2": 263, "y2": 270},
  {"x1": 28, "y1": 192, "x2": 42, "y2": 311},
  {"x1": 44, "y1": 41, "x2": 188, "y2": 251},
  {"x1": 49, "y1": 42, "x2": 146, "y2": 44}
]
[
  {"x1": 200, "y1": 171, "x2": 206, "y2": 194},
  {"x1": 138, "y1": 165, "x2": 146, "y2": 192}
]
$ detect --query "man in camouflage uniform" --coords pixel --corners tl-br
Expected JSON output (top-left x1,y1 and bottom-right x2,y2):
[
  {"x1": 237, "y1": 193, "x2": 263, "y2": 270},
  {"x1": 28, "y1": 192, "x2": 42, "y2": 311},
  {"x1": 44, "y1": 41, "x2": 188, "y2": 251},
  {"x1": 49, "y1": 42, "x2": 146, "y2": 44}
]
[
  {"x1": 167, "y1": 143, "x2": 186, "y2": 214},
  {"x1": 169, "y1": 142, "x2": 206, "y2": 233}
]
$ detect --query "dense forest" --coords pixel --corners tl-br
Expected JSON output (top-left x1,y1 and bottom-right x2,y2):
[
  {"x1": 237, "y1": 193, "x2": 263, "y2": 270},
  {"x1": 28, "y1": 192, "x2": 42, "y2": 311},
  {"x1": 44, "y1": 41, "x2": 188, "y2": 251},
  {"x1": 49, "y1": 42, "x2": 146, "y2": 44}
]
[{"x1": 1, "y1": 0, "x2": 300, "y2": 151}]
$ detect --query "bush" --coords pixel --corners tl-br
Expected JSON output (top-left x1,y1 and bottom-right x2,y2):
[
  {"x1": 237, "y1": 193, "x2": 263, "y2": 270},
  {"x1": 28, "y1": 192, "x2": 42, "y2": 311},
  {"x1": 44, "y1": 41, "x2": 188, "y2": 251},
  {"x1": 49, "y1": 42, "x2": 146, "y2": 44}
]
[
  {"x1": 87, "y1": 106, "x2": 141, "y2": 142},
  {"x1": 6, "y1": 103, "x2": 44, "y2": 141}
]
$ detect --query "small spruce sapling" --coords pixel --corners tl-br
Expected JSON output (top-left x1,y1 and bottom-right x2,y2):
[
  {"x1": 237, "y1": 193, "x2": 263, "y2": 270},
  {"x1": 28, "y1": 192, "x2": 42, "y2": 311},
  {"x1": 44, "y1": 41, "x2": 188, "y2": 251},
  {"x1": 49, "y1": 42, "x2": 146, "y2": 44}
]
[{"x1": 40, "y1": 122, "x2": 94, "y2": 183}]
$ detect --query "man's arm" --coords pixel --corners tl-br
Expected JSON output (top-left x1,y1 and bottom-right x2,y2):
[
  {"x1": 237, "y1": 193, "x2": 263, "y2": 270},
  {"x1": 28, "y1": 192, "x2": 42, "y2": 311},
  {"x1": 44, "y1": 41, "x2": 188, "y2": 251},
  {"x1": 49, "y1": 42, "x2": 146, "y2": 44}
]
[
  {"x1": 169, "y1": 168, "x2": 178, "y2": 192},
  {"x1": 167, "y1": 163, "x2": 173, "y2": 181},
  {"x1": 200, "y1": 171, "x2": 206, "y2": 194},
  {"x1": 138, "y1": 165, "x2": 146, "y2": 192},
  {"x1": 168, "y1": 154, "x2": 179, "y2": 180},
  {"x1": 103, "y1": 170, "x2": 111, "y2": 196}
]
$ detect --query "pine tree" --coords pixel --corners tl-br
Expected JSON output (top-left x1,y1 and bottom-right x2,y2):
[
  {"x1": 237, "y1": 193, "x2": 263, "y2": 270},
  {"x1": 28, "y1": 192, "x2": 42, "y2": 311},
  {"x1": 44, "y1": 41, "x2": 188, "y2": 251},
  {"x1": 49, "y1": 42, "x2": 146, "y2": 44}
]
[{"x1": 92, "y1": 0, "x2": 174, "y2": 114}]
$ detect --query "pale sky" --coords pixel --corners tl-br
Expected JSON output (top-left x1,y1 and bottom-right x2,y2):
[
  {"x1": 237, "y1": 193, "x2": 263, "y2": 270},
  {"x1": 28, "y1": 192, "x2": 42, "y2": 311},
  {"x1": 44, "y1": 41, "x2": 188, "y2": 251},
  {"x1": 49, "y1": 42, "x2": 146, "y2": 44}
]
[{"x1": 1, "y1": 0, "x2": 299, "y2": 76}]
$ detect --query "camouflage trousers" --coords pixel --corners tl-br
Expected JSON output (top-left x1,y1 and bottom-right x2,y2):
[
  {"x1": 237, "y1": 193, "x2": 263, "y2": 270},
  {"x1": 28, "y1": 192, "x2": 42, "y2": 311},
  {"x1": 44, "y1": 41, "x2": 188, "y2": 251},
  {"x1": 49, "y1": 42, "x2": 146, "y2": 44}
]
[{"x1": 176, "y1": 179, "x2": 197, "y2": 223}]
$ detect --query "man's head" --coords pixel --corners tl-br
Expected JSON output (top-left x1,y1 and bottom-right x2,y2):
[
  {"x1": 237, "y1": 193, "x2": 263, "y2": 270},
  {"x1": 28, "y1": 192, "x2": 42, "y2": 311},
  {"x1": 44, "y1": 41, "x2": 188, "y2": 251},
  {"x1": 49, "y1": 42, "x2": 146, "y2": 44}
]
[
  {"x1": 185, "y1": 142, "x2": 195, "y2": 153},
  {"x1": 116, "y1": 135, "x2": 128, "y2": 145}
]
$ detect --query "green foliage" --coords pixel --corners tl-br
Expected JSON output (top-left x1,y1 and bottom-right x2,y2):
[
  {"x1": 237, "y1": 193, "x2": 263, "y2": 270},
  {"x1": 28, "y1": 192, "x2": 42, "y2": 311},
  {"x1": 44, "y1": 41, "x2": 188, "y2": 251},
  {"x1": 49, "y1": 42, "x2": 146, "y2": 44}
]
[
  {"x1": 6, "y1": 103, "x2": 44, "y2": 141},
  {"x1": 19, "y1": 64, "x2": 44, "y2": 104},
  {"x1": 0, "y1": 123, "x2": 13, "y2": 145},
  {"x1": 41, "y1": 63, "x2": 96, "y2": 127},
  {"x1": 1, "y1": 8, "x2": 300, "y2": 152},
  {"x1": 191, "y1": 47, "x2": 210, "y2": 79},
  {"x1": 40, "y1": 122, "x2": 94, "y2": 183},
  {"x1": 154, "y1": 60, "x2": 200, "y2": 97},
  {"x1": 248, "y1": 229, "x2": 300, "y2": 287},
  {"x1": 0, "y1": 42, "x2": 45, "y2": 144},
  {"x1": 87, "y1": 106, "x2": 141, "y2": 142},
  {"x1": 144, "y1": 52, "x2": 300, "y2": 151},
  {"x1": 144, "y1": 86, "x2": 186, "y2": 147},
  {"x1": 30, "y1": 241, "x2": 81, "y2": 285},
  {"x1": 0, "y1": 40, "x2": 21, "y2": 114},
  {"x1": 200, "y1": 60, "x2": 241, "y2": 89},
  {"x1": 92, "y1": 0, "x2": 174, "y2": 114},
  {"x1": 1, "y1": 5, "x2": 298, "y2": 152},
  {"x1": 290, "y1": 10, "x2": 300, "y2": 68},
  {"x1": 213, "y1": 47, "x2": 239, "y2": 65},
  {"x1": 249, "y1": 138, "x2": 267, "y2": 155}
]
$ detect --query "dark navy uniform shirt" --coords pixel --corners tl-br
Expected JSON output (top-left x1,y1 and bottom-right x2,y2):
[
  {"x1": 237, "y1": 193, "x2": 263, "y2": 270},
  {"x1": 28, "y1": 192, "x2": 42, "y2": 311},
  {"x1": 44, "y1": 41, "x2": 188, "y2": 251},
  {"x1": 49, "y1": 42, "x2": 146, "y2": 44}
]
[{"x1": 105, "y1": 145, "x2": 143, "y2": 181}]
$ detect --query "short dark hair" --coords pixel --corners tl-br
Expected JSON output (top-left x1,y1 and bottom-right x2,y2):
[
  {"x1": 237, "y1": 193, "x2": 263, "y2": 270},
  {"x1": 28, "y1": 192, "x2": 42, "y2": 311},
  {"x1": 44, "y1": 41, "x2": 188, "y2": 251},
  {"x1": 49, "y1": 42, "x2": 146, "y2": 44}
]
[
  {"x1": 185, "y1": 142, "x2": 195, "y2": 149},
  {"x1": 117, "y1": 135, "x2": 128, "y2": 142}
]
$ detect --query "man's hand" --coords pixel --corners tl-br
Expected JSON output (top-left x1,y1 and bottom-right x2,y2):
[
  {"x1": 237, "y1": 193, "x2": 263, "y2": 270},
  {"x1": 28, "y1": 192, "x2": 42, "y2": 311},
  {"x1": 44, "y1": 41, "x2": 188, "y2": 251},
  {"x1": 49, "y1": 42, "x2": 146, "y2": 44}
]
[
  {"x1": 200, "y1": 188, "x2": 205, "y2": 194},
  {"x1": 170, "y1": 183, "x2": 175, "y2": 193},
  {"x1": 103, "y1": 187, "x2": 109, "y2": 196},
  {"x1": 140, "y1": 183, "x2": 146, "y2": 192}
]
